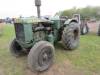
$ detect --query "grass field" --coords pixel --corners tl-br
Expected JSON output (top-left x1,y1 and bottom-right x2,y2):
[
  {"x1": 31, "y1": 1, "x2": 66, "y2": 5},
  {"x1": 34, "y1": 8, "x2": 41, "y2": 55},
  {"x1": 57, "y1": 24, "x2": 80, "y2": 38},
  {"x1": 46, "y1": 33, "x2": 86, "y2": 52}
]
[{"x1": 0, "y1": 24, "x2": 100, "y2": 75}]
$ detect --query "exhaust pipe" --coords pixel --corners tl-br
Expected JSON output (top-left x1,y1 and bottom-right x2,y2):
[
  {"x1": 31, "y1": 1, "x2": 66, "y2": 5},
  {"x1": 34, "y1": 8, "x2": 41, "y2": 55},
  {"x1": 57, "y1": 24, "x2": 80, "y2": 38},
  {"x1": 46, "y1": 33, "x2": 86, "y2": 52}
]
[{"x1": 35, "y1": 0, "x2": 41, "y2": 18}]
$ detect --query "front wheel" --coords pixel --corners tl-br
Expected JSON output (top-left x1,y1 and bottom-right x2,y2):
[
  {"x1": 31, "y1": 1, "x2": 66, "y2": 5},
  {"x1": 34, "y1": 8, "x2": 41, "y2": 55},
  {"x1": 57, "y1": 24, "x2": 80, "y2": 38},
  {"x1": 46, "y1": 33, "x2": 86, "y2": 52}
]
[
  {"x1": 28, "y1": 41, "x2": 55, "y2": 72},
  {"x1": 9, "y1": 39, "x2": 25, "y2": 57},
  {"x1": 62, "y1": 22, "x2": 80, "y2": 50}
]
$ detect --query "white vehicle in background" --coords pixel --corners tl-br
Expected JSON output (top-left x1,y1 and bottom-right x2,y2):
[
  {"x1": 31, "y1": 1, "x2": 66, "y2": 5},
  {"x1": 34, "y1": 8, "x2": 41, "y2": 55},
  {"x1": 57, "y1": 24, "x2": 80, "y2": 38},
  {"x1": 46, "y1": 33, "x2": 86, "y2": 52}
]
[{"x1": 73, "y1": 14, "x2": 89, "y2": 35}]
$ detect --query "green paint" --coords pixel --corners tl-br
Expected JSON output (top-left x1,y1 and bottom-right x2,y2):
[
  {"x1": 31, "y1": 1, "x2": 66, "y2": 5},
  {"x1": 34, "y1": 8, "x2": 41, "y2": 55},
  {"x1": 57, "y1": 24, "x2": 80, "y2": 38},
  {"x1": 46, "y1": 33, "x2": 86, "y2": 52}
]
[
  {"x1": 14, "y1": 16, "x2": 78, "y2": 49},
  {"x1": 14, "y1": 17, "x2": 52, "y2": 24},
  {"x1": 24, "y1": 24, "x2": 33, "y2": 43},
  {"x1": 47, "y1": 32, "x2": 54, "y2": 44}
]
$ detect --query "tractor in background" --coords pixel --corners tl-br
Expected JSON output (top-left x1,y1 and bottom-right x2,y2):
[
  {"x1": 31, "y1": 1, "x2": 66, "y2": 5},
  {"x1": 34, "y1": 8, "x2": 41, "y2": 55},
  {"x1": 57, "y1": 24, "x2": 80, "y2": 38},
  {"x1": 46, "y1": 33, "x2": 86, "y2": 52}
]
[{"x1": 73, "y1": 14, "x2": 89, "y2": 35}]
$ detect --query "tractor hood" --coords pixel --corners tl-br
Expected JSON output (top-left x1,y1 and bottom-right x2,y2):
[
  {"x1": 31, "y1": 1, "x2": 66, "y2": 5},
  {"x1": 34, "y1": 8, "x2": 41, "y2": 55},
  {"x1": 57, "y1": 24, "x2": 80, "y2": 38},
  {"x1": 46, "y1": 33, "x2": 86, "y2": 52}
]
[{"x1": 14, "y1": 17, "x2": 53, "y2": 24}]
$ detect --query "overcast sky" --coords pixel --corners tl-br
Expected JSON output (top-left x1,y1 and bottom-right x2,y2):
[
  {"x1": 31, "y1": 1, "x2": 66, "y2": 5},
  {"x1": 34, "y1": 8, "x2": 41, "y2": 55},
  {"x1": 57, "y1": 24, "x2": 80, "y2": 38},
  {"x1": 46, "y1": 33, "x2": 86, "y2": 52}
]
[{"x1": 0, "y1": 0, "x2": 100, "y2": 18}]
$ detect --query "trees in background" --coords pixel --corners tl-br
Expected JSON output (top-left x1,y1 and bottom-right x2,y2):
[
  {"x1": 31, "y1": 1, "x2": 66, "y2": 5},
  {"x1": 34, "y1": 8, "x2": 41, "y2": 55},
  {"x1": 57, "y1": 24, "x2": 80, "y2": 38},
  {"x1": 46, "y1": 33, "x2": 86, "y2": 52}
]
[{"x1": 57, "y1": 6, "x2": 100, "y2": 20}]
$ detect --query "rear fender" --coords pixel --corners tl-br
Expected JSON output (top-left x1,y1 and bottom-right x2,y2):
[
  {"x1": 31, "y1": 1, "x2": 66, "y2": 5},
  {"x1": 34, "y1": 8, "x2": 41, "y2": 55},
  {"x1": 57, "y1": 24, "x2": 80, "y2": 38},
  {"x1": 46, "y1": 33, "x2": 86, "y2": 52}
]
[{"x1": 64, "y1": 19, "x2": 78, "y2": 26}]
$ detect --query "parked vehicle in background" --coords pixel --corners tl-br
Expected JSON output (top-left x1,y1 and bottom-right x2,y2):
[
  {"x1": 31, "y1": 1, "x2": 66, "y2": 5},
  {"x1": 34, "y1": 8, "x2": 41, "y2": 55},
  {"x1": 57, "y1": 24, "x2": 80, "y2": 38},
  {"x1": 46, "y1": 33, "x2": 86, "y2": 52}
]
[
  {"x1": 0, "y1": 23, "x2": 4, "y2": 36},
  {"x1": 73, "y1": 14, "x2": 89, "y2": 35},
  {"x1": 5, "y1": 17, "x2": 14, "y2": 24},
  {"x1": 80, "y1": 19, "x2": 89, "y2": 35},
  {"x1": 97, "y1": 24, "x2": 100, "y2": 36}
]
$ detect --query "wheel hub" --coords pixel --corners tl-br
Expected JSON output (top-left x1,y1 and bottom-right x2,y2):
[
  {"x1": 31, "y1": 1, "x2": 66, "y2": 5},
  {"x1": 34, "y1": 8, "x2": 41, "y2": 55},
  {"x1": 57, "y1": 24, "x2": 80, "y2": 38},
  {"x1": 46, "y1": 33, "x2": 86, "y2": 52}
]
[{"x1": 38, "y1": 48, "x2": 52, "y2": 67}]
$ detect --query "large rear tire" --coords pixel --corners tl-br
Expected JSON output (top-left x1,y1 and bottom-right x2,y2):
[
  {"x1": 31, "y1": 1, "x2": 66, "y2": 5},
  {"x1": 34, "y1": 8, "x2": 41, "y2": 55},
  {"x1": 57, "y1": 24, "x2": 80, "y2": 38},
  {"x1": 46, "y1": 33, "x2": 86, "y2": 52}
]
[
  {"x1": 62, "y1": 22, "x2": 80, "y2": 50},
  {"x1": 28, "y1": 41, "x2": 55, "y2": 72}
]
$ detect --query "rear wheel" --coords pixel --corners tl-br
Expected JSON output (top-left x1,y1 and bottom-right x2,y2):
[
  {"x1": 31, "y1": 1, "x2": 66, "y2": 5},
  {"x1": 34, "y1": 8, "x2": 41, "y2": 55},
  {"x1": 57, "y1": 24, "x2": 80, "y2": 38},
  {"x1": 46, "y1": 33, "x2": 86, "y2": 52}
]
[
  {"x1": 28, "y1": 41, "x2": 55, "y2": 72},
  {"x1": 10, "y1": 39, "x2": 25, "y2": 57},
  {"x1": 62, "y1": 22, "x2": 80, "y2": 50}
]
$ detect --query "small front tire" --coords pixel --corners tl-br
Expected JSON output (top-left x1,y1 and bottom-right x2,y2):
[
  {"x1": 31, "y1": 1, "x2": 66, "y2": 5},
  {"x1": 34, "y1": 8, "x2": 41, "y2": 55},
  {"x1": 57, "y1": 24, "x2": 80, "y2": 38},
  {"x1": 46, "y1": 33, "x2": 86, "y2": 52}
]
[{"x1": 28, "y1": 41, "x2": 55, "y2": 72}]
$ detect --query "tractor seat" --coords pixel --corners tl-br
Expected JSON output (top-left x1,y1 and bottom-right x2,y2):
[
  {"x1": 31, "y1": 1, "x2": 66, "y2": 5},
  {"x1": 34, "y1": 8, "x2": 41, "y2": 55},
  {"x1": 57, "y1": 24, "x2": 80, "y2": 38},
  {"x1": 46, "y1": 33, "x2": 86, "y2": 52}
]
[{"x1": 60, "y1": 16, "x2": 68, "y2": 24}]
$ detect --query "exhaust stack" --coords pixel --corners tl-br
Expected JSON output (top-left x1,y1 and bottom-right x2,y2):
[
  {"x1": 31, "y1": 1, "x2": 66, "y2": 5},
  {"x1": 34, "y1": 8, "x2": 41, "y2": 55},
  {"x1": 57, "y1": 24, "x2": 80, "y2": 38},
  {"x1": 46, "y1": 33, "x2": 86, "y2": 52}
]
[{"x1": 35, "y1": 0, "x2": 41, "y2": 18}]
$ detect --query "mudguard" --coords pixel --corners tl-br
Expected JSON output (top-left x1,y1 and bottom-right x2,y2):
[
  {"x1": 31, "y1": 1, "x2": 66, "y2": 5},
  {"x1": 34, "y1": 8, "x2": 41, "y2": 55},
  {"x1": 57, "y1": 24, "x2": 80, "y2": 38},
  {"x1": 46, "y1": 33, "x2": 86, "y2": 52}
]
[{"x1": 64, "y1": 19, "x2": 78, "y2": 25}]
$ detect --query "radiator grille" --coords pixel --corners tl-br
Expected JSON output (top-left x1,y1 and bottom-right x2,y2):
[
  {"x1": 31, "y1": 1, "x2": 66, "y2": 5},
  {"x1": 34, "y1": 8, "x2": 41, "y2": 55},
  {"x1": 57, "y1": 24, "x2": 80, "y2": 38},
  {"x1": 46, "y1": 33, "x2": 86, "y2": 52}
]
[{"x1": 14, "y1": 23, "x2": 25, "y2": 41}]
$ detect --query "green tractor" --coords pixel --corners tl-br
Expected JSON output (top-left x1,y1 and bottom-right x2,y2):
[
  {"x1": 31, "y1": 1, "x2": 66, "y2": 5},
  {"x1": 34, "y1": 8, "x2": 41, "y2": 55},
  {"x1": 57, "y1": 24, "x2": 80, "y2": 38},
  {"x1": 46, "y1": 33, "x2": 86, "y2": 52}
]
[{"x1": 10, "y1": 0, "x2": 80, "y2": 72}]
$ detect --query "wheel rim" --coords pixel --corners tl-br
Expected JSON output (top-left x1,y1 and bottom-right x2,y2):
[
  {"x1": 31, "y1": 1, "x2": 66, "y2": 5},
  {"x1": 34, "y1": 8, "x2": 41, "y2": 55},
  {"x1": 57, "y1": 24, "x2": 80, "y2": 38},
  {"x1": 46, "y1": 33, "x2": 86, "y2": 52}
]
[{"x1": 38, "y1": 47, "x2": 53, "y2": 67}]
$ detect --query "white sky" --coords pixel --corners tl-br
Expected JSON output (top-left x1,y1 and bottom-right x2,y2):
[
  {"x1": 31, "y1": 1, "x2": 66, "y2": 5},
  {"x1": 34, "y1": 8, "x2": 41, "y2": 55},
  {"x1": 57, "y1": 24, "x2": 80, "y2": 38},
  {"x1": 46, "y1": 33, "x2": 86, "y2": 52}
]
[{"x1": 0, "y1": 0, "x2": 100, "y2": 18}]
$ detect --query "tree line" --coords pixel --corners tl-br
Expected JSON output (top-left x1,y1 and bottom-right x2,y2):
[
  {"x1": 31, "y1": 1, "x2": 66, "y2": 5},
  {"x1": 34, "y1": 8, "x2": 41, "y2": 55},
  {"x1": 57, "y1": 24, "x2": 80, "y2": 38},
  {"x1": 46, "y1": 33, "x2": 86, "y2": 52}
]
[{"x1": 56, "y1": 6, "x2": 100, "y2": 20}]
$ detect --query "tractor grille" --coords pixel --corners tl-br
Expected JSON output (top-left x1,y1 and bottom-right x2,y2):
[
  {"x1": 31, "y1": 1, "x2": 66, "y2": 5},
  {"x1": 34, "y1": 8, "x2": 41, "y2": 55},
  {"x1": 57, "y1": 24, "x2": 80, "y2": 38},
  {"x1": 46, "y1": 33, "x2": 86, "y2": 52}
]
[{"x1": 14, "y1": 23, "x2": 25, "y2": 41}]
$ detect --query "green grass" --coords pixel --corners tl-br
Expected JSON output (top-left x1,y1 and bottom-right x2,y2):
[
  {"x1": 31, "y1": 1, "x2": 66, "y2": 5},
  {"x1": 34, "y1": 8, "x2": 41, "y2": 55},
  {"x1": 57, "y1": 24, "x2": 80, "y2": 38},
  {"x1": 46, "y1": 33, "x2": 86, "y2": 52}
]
[
  {"x1": 0, "y1": 24, "x2": 100, "y2": 75},
  {"x1": 0, "y1": 25, "x2": 26, "y2": 75}
]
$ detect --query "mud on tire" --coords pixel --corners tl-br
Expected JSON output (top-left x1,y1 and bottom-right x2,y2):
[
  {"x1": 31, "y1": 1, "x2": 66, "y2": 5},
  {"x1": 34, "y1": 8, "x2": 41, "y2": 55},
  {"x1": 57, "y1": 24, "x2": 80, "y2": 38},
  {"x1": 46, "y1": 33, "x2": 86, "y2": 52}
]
[
  {"x1": 62, "y1": 22, "x2": 80, "y2": 50},
  {"x1": 28, "y1": 41, "x2": 55, "y2": 72}
]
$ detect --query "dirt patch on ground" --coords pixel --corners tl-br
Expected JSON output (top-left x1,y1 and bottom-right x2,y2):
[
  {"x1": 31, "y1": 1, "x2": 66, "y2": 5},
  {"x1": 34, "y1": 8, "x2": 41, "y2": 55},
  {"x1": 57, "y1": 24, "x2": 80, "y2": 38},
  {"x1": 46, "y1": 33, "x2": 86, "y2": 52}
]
[
  {"x1": 0, "y1": 68, "x2": 4, "y2": 75},
  {"x1": 25, "y1": 60, "x2": 85, "y2": 75}
]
